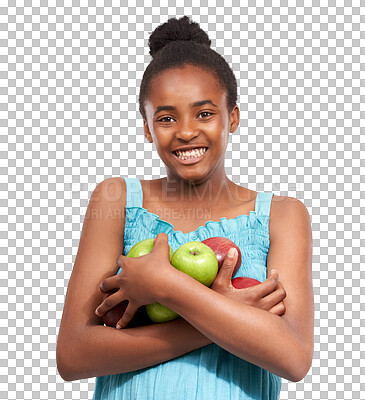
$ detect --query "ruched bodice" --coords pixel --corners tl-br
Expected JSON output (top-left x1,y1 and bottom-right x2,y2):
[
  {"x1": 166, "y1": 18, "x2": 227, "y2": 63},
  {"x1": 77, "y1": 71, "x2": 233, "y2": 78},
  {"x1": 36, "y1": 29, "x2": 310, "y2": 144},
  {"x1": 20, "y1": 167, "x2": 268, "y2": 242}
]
[{"x1": 93, "y1": 177, "x2": 282, "y2": 400}]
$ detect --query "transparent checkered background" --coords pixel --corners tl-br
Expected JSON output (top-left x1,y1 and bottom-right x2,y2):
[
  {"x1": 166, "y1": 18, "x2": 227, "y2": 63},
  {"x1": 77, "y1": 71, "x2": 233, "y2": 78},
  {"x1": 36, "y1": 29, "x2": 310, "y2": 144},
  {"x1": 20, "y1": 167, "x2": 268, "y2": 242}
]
[{"x1": 1, "y1": 1, "x2": 364, "y2": 399}]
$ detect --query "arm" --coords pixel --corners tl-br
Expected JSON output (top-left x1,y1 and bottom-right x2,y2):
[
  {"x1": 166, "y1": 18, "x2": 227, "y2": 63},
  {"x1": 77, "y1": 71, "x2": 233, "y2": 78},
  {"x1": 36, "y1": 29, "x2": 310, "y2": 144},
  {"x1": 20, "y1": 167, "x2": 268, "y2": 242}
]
[
  {"x1": 60, "y1": 318, "x2": 212, "y2": 381},
  {"x1": 56, "y1": 177, "x2": 212, "y2": 382},
  {"x1": 151, "y1": 197, "x2": 314, "y2": 382}
]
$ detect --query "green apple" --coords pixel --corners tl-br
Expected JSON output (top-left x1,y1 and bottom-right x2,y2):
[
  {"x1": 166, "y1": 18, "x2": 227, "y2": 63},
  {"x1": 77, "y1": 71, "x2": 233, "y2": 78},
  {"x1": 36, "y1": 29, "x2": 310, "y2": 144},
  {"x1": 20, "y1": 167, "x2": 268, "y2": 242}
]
[
  {"x1": 146, "y1": 241, "x2": 219, "y2": 324},
  {"x1": 127, "y1": 238, "x2": 174, "y2": 260},
  {"x1": 145, "y1": 302, "x2": 180, "y2": 323},
  {"x1": 171, "y1": 241, "x2": 218, "y2": 287}
]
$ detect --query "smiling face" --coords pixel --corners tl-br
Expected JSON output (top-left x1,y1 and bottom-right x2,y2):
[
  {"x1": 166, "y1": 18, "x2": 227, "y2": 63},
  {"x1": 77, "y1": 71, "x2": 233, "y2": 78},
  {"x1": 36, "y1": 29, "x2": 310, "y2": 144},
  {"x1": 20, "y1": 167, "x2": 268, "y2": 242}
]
[{"x1": 143, "y1": 64, "x2": 239, "y2": 185}]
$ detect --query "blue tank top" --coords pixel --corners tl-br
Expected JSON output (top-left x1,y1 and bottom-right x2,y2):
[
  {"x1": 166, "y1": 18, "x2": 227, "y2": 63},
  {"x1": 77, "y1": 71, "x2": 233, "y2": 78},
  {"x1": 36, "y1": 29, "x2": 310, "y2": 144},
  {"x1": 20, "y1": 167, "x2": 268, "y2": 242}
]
[{"x1": 93, "y1": 177, "x2": 282, "y2": 400}]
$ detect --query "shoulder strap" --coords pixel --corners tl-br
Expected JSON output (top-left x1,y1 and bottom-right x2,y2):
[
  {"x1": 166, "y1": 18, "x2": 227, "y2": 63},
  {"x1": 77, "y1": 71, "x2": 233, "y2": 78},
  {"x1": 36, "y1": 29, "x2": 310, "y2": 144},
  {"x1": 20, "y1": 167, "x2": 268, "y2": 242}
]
[
  {"x1": 255, "y1": 192, "x2": 274, "y2": 217},
  {"x1": 123, "y1": 177, "x2": 143, "y2": 208}
]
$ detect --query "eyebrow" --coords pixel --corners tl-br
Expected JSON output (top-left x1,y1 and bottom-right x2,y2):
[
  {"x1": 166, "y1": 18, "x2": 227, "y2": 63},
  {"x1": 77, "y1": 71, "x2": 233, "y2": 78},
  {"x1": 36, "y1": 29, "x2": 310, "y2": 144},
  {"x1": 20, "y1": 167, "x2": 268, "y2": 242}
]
[{"x1": 153, "y1": 99, "x2": 217, "y2": 116}]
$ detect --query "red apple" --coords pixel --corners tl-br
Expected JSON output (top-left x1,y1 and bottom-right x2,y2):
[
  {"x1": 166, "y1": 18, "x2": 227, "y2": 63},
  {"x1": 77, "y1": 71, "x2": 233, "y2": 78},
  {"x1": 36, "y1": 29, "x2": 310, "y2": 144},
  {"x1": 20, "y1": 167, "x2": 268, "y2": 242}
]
[
  {"x1": 201, "y1": 237, "x2": 242, "y2": 277},
  {"x1": 100, "y1": 289, "x2": 127, "y2": 327},
  {"x1": 231, "y1": 277, "x2": 261, "y2": 289}
]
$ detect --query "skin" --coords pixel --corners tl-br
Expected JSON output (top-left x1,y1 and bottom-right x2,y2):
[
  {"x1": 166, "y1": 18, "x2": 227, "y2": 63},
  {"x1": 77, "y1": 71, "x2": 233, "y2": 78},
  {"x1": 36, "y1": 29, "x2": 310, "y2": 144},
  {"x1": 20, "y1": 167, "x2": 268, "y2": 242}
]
[{"x1": 56, "y1": 64, "x2": 314, "y2": 383}]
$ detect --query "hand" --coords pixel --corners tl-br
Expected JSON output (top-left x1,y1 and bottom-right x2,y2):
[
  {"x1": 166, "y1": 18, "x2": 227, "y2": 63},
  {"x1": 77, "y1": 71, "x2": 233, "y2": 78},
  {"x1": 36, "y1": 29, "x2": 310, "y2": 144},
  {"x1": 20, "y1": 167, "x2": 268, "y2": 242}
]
[
  {"x1": 210, "y1": 248, "x2": 287, "y2": 316},
  {"x1": 95, "y1": 233, "x2": 174, "y2": 328}
]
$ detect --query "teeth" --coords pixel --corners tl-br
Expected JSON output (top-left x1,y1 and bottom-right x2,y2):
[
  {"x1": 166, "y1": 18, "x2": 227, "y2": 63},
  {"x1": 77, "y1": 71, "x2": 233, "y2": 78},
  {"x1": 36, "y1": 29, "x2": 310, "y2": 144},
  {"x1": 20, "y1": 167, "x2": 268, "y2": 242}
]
[{"x1": 175, "y1": 147, "x2": 207, "y2": 160}]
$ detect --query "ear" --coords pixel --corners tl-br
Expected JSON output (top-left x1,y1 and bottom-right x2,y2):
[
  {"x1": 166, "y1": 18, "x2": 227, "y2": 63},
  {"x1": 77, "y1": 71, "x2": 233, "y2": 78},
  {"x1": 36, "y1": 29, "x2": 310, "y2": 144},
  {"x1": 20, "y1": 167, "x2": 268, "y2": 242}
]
[
  {"x1": 143, "y1": 119, "x2": 153, "y2": 143},
  {"x1": 229, "y1": 104, "x2": 240, "y2": 133}
]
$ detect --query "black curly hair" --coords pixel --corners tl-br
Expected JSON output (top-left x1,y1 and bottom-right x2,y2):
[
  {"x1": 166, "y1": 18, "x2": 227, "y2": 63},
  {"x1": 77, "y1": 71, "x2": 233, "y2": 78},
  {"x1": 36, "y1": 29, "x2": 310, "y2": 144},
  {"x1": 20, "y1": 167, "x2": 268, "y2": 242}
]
[{"x1": 138, "y1": 16, "x2": 238, "y2": 120}]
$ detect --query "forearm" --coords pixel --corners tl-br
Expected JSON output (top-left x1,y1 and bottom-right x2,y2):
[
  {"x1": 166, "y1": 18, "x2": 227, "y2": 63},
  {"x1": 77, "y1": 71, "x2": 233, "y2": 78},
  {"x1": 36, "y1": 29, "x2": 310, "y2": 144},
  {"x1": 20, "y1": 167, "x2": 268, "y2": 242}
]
[
  {"x1": 158, "y1": 269, "x2": 310, "y2": 382},
  {"x1": 59, "y1": 317, "x2": 212, "y2": 381}
]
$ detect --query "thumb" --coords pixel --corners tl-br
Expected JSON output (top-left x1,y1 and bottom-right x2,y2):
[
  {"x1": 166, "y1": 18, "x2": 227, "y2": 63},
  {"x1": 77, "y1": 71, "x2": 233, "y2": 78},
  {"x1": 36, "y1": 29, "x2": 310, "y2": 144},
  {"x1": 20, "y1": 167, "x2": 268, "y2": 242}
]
[
  {"x1": 219, "y1": 247, "x2": 238, "y2": 279},
  {"x1": 153, "y1": 232, "x2": 168, "y2": 246},
  {"x1": 117, "y1": 253, "x2": 128, "y2": 267},
  {"x1": 152, "y1": 232, "x2": 170, "y2": 257}
]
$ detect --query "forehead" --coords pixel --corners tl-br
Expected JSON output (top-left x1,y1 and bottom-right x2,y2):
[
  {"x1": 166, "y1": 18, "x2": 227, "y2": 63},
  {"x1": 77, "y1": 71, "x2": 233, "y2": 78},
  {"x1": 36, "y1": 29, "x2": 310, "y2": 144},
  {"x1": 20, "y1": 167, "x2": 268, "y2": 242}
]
[{"x1": 147, "y1": 65, "x2": 226, "y2": 106}]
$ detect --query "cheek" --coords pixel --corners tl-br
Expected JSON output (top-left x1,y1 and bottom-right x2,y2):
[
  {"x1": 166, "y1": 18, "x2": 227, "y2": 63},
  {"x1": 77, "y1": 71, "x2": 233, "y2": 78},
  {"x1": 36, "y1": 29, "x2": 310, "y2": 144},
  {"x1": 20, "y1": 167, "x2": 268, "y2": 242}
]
[{"x1": 152, "y1": 133, "x2": 171, "y2": 155}]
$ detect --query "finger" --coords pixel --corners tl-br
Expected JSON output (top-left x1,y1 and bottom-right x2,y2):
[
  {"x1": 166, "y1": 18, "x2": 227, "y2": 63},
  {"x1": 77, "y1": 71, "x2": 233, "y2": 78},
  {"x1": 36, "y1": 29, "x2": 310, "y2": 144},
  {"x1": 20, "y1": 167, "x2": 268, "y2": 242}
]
[
  {"x1": 250, "y1": 270, "x2": 279, "y2": 298},
  {"x1": 264, "y1": 269, "x2": 280, "y2": 291},
  {"x1": 152, "y1": 232, "x2": 170, "y2": 257},
  {"x1": 216, "y1": 248, "x2": 238, "y2": 282},
  {"x1": 116, "y1": 302, "x2": 139, "y2": 329},
  {"x1": 153, "y1": 232, "x2": 169, "y2": 247},
  {"x1": 275, "y1": 281, "x2": 286, "y2": 300},
  {"x1": 269, "y1": 269, "x2": 279, "y2": 284},
  {"x1": 99, "y1": 275, "x2": 120, "y2": 293},
  {"x1": 95, "y1": 291, "x2": 121, "y2": 317},
  {"x1": 263, "y1": 280, "x2": 286, "y2": 300},
  {"x1": 117, "y1": 253, "x2": 128, "y2": 267},
  {"x1": 261, "y1": 281, "x2": 286, "y2": 310},
  {"x1": 269, "y1": 301, "x2": 286, "y2": 316}
]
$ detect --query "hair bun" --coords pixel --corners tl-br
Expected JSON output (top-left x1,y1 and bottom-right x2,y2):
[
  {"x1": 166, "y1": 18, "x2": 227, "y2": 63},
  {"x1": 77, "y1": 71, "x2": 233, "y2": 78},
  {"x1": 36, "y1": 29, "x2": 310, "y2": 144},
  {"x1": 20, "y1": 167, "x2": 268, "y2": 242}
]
[{"x1": 148, "y1": 16, "x2": 211, "y2": 57}]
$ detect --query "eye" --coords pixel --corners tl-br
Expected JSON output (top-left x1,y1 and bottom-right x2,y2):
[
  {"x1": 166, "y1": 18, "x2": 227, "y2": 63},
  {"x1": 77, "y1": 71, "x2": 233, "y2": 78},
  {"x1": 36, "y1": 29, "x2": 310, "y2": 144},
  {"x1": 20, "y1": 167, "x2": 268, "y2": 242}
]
[
  {"x1": 198, "y1": 111, "x2": 213, "y2": 119},
  {"x1": 157, "y1": 116, "x2": 175, "y2": 123}
]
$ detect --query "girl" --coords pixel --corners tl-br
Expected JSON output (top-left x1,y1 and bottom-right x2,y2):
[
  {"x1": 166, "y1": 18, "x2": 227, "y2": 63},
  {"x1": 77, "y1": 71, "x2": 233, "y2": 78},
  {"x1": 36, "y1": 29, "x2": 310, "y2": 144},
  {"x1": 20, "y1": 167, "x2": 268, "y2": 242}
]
[{"x1": 57, "y1": 16, "x2": 314, "y2": 400}]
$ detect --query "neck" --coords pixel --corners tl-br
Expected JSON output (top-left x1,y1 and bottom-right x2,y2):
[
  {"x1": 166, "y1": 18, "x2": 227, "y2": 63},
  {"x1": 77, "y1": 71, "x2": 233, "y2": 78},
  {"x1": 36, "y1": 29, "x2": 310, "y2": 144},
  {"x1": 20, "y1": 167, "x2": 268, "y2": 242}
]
[{"x1": 161, "y1": 171, "x2": 236, "y2": 206}]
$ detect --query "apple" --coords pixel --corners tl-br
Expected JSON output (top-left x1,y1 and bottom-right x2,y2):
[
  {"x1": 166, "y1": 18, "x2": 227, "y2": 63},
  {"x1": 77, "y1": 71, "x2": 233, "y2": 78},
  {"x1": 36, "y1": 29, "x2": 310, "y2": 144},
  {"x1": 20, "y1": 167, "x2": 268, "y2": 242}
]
[
  {"x1": 146, "y1": 241, "x2": 219, "y2": 323},
  {"x1": 101, "y1": 238, "x2": 174, "y2": 327},
  {"x1": 231, "y1": 277, "x2": 261, "y2": 289},
  {"x1": 101, "y1": 289, "x2": 128, "y2": 327},
  {"x1": 201, "y1": 237, "x2": 242, "y2": 277},
  {"x1": 127, "y1": 238, "x2": 174, "y2": 260},
  {"x1": 145, "y1": 302, "x2": 180, "y2": 323},
  {"x1": 171, "y1": 241, "x2": 219, "y2": 286}
]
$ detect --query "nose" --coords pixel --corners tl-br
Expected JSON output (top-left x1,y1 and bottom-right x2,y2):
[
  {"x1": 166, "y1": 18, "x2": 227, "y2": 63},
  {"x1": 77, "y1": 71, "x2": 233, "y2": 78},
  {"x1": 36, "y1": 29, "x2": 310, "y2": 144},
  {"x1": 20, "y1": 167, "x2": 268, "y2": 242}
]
[{"x1": 175, "y1": 118, "x2": 199, "y2": 141}]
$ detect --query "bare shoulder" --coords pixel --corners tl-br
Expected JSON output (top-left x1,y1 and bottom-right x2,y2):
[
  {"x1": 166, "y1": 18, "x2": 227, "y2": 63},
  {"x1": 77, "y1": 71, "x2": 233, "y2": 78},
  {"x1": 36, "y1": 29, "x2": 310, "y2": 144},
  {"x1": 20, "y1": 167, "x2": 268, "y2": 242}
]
[
  {"x1": 270, "y1": 194, "x2": 311, "y2": 218},
  {"x1": 90, "y1": 177, "x2": 126, "y2": 205},
  {"x1": 270, "y1": 195, "x2": 312, "y2": 242}
]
